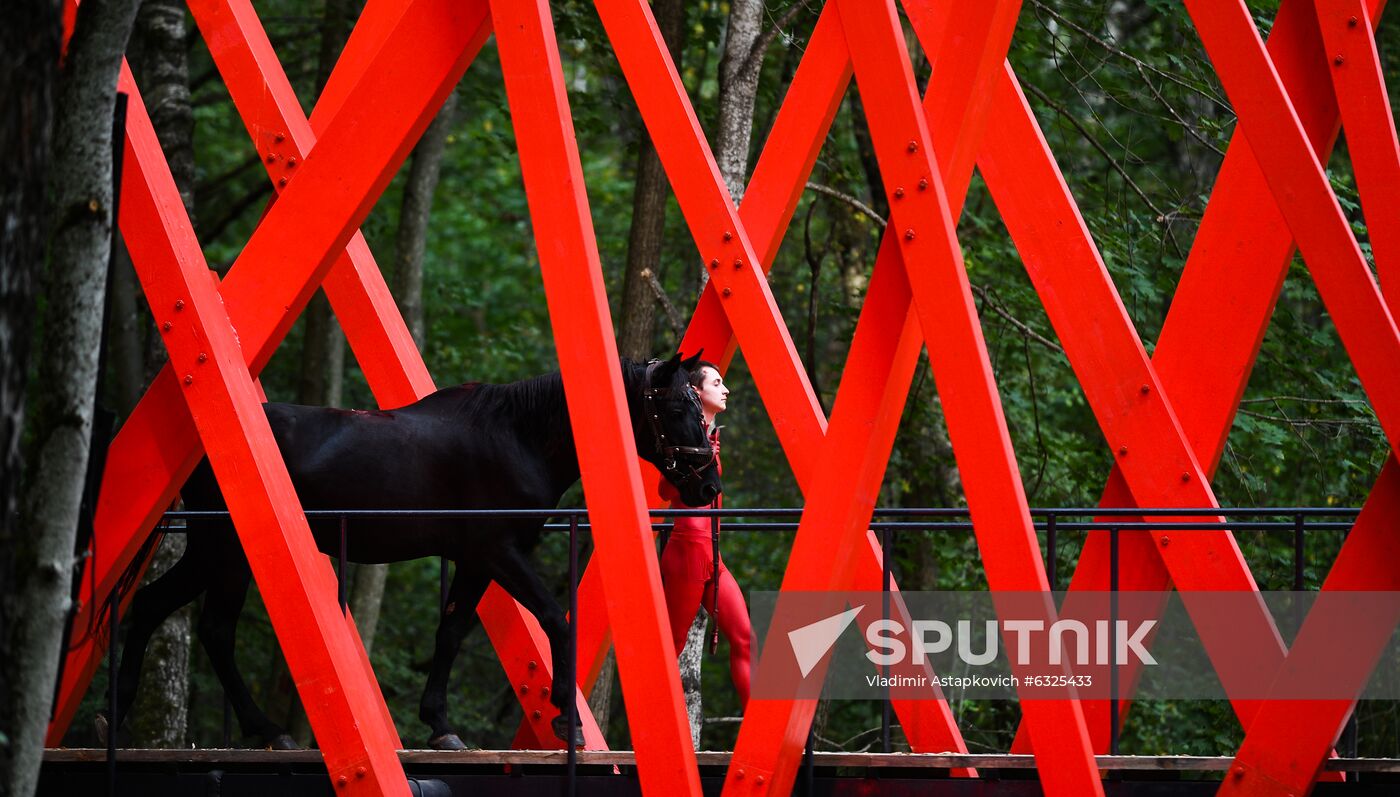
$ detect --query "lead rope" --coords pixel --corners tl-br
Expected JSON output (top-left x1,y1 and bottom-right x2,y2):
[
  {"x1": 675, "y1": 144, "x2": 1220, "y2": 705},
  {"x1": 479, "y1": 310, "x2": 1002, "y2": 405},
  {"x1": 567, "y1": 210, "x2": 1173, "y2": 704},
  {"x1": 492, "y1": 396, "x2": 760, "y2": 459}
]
[{"x1": 708, "y1": 495, "x2": 721, "y2": 656}]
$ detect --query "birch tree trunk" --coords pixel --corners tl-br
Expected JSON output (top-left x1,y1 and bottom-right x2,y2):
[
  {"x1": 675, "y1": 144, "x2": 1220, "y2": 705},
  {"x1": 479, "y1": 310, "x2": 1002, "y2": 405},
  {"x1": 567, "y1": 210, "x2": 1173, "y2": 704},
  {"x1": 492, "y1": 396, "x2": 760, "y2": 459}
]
[
  {"x1": 4, "y1": 0, "x2": 140, "y2": 790},
  {"x1": 0, "y1": 2, "x2": 63, "y2": 794},
  {"x1": 124, "y1": 0, "x2": 196, "y2": 747},
  {"x1": 616, "y1": 0, "x2": 684, "y2": 360}
]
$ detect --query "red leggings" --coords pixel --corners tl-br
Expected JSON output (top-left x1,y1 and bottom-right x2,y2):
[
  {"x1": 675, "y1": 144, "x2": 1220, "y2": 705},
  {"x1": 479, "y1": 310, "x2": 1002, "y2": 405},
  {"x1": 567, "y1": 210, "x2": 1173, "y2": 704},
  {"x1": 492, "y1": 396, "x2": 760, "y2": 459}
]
[{"x1": 659, "y1": 535, "x2": 752, "y2": 707}]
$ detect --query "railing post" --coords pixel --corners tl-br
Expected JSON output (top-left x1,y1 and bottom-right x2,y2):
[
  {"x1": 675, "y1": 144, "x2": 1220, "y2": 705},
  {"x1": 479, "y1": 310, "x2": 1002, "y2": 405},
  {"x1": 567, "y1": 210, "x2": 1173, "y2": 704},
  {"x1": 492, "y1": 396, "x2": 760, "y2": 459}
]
[
  {"x1": 338, "y1": 514, "x2": 348, "y2": 614},
  {"x1": 1109, "y1": 524, "x2": 1119, "y2": 757},
  {"x1": 568, "y1": 512, "x2": 579, "y2": 793},
  {"x1": 881, "y1": 523, "x2": 892, "y2": 754},
  {"x1": 1293, "y1": 513, "x2": 1305, "y2": 592},
  {"x1": 107, "y1": 587, "x2": 118, "y2": 797}
]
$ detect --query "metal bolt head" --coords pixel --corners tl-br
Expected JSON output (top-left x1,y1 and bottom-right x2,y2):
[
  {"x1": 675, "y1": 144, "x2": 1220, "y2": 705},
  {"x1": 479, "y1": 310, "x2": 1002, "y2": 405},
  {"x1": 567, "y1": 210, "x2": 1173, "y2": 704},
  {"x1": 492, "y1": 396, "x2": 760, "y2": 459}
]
[
  {"x1": 278, "y1": 177, "x2": 288, "y2": 187},
  {"x1": 541, "y1": 686, "x2": 550, "y2": 697},
  {"x1": 520, "y1": 684, "x2": 529, "y2": 694},
  {"x1": 1118, "y1": 445, "x2": 1128, "y2": 456},
  {"x1": 1160, "y1": 536, "x2": 1170, "y2": 547},
  {"x1": 736, "y1": 770, "x2": 745, "y2": 779},
  {"x1": 918, "y1": 178, "x2": 929, "y2": 191},
  {"x1": 183, "y1": 374, "x2": 193, "y2": 386},
  {"x1": 1181, "y1": 471, "x2": 1190, "y2": 482},
  {"x1": 721, "y1": 287, "x2": 732, "y2": 297},
  {"x1": 161, "y1": 321, "x2": 172, "y2": 332},
  {"x1": 1139, "y1": 383, "x2": 1149, "y2": 395},
  {"x1": 174, "y1": 299, "x2": 184, "y2": 311},
  {"x1": 275, "y1": 133, "x2": 286, "y2": 143},
  {"x1": 733, "y1": 258, "x2": 743, "y2": 269},
  {"x1": 904, "y1": 229, "x2": 916, "y2": 241},
  {"x1": 709, "y1": 258, "x2": 719, "y2": 270},
  {"x1": 1335, "y1": 54, "x2": 1346, "y2": 65},
  {"x1": 336, "y1": 775, "x2": 348, "y2": 787},
  {"x1": 756, "y1": 775, "x2": 766, "y2": 785},
  {"x1": 197, "y1": 352, "x2": 207, "y2": 363},
  {"x1": 532, "y1": 710, "x2": 542, "y2": 719},
  {"x1": 266, "y1": 153, "x2": 277, "y2": 164},
  {"x1": 528, "y1": 660, "x2": 538, "y2": 670},
  {"x1": 287, "y1": 158, "x2": 297, "y2": 168},
  {"x1": 355, "y1": 767, "x2": 366, "y2": 779},
  {"x1": 1233, "y1": 766, "x2": 1245, "y2": 779},
  {"x1": 894, "y1": 187, "x2": 905, "y2": 199},
  {"x1": 906, "y1": 140, "x2": 918, "y2": 153},
  {"x1": 1350, "y1": 15, "x2": 1359, "y2": 26},
  {"x1": 723, "y1": 231, "x2": 733, "y2": 242}
]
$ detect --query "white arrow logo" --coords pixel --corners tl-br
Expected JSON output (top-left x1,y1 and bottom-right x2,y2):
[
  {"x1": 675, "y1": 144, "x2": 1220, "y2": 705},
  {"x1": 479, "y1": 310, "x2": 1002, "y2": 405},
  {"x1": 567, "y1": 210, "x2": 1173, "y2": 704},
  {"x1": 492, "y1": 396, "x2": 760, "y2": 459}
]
[{"x1": 788, "y1": 605, "x2": 864, "y2": 678}]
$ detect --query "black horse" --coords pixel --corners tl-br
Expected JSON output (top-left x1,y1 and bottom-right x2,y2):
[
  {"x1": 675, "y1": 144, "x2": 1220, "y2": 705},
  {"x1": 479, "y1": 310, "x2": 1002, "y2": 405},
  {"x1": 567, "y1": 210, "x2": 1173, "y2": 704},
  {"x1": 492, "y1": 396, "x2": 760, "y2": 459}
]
[{"x1": 102, "y1": 353, "x2": 719, "y2": 750}]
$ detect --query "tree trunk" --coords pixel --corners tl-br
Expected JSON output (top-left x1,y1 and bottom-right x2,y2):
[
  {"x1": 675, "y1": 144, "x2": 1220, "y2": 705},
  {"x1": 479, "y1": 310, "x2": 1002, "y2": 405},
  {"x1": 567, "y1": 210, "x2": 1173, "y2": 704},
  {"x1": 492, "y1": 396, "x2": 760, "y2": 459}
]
[
  {"x1": 586, "y1": 645, "x2": 615, "y2": 738},
  {"x1": 125, "y1": 534, "x2": 189, "y2": 747},
  {"x1": 293, "y1": 0, "x2": 361, "y2": 415},
  {"x1": 297, "y1": 293, "x2": 345, "y2": 408},
  {"x1": 617, "y1": 0, "x2": 685, "y2": 359},
  {"x1": 393, "y1": 89, "x2": 458, "y2": 352},
  {"x1": 4, "y1": 0, "x2": 140, "y2": 790},
  {"x1": 274, "y1": 0, "x2": 364, "y2": 747},
  {"x1": 714, "y1": 0, "x2": 764, "y2": 203},
  {"x1": 0, "y1": 2, "x2": 63, "y2": 794},
  {"x1": 677, "y1": 614, "x2": 707, "y2": 747},
  {"x1": 669, "y1": 0, "x2": 774, "y2": 738},
  {"x1": 123, "y1": 0, "x2": 197, "y2": 747},
  {"x1": 106, "y1": 244, "x2": 145, "y2": 415},
  {"x1": 847, "y1": 91, "x2": 889, "y2": 224}
]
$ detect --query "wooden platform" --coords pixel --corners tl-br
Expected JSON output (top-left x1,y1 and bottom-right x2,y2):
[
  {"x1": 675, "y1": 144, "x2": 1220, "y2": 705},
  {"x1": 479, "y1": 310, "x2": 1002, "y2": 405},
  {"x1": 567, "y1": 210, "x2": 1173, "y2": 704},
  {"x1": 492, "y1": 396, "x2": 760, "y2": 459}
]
[{"x1": 41, "y1": 748, "x2": 1400, "y2": 773}]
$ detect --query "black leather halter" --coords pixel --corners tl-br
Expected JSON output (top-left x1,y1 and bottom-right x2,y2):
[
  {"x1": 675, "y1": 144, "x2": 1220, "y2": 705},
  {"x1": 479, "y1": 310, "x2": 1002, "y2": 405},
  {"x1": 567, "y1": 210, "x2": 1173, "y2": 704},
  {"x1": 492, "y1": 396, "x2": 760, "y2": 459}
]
[{"x1": 642, "y1": 361, "x2": 716, "y2": 480}]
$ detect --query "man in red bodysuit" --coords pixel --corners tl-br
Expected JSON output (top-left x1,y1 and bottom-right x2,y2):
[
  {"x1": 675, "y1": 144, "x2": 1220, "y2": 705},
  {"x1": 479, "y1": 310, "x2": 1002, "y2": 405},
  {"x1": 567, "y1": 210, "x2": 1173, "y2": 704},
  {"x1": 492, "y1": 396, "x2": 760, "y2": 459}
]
[{"x1": 658, "y1": 360, "x2": 751, "y2": 707}]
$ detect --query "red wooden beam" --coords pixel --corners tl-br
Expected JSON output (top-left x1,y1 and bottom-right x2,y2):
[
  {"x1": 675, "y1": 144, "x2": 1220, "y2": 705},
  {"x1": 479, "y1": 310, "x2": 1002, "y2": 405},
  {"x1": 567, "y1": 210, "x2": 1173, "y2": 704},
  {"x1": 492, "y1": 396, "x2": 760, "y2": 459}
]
[
  {"x1": 114, "y1": 62, "x2": 407, "y2": 796},
  {"x1": 1007, "y1": 0, "x2": 1389, "y2": 754},
  {"x1": 51, "y1": 0, "x2": 488, "y2": 744},
  {"x1": 489, "y1": 0, "x2": 699, "y2": 791}
]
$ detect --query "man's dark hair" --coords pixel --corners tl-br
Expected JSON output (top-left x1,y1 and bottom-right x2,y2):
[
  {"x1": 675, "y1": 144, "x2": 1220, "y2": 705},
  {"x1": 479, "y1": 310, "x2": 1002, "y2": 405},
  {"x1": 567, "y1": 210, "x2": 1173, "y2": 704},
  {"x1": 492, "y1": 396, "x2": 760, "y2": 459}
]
[{"x1": 686, "y1": 360, "x2": 720, "y2": 390}]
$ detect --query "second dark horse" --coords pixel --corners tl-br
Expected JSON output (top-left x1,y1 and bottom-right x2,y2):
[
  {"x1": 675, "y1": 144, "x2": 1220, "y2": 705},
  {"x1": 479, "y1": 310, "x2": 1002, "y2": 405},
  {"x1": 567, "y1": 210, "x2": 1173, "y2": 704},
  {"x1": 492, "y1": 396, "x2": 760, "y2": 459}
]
[{"x1": 104, "y1": 353, "x2": 720, "y2": 750}]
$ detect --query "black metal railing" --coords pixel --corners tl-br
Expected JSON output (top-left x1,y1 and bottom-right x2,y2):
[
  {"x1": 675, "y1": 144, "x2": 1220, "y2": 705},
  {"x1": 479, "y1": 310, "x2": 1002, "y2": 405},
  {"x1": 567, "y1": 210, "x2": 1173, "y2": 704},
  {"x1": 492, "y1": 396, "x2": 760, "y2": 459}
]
[{"x1": 99, "y1": 505, "x2": 1363, "y2": 795}]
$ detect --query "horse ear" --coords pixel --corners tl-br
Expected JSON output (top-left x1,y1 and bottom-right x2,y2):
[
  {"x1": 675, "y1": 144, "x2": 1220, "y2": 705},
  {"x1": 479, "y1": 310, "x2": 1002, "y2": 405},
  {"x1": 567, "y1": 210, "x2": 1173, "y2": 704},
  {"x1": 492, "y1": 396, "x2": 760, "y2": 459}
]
[
  {"x1": 654, "y1": 352, "x2": 682, "y2": 380},
  {"x1": 679, "y1": 349, "x2": 704, "y2": 372}
]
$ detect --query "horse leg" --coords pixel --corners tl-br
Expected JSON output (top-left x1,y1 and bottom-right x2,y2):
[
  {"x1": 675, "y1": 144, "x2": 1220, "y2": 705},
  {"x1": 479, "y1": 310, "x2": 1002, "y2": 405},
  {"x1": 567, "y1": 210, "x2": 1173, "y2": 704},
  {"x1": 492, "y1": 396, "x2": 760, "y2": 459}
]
[
  {"x1": 485, "y1": 542, "x2": 582, "y2": 746},
  {"x1": 197, "y1": 562, "x2": 294, "y2": 749},
  {"x1": 99, "y1": 545, "x2": 207, "y2": 743},
  {"x1": 418, "y1": 562, "x2": 491, "y2": 750}
]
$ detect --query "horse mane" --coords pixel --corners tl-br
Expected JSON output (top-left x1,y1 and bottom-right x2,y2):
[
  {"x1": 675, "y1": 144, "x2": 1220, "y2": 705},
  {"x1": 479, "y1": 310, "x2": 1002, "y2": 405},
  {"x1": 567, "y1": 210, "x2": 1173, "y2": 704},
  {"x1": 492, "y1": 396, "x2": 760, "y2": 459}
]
[{"x1": 416, "y1": 359, "x2": 651, "y2": 448}]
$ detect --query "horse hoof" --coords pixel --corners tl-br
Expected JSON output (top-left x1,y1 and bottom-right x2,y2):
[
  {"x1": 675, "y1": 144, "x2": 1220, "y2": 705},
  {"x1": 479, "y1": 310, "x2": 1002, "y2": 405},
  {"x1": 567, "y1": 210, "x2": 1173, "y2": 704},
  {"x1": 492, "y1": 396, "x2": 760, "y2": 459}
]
[
  {"x1": 429, "y1": 733, "x2": 468, "y2": 751},
  {"x1": 551, "y1": 715, "x2": 585, "y2": 747},
  {"x1": 265, "y1": 734, "x2": 299, "y2": 750},
  {"x1": 94, "y1": 713, "x2": 110, "y2": 747}
]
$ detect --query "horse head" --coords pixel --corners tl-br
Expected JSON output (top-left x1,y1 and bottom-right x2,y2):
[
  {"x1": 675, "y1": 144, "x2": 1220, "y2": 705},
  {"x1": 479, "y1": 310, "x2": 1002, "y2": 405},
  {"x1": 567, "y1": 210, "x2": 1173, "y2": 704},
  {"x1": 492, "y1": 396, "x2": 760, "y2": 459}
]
[{"x1": 632, "y1": 351, "x2": 723, "y2": 506}]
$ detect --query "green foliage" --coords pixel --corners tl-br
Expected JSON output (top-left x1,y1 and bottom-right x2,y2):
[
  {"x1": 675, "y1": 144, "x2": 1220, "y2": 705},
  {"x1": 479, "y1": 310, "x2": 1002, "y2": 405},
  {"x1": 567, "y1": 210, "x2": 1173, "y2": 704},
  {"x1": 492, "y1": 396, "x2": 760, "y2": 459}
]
[{"x1": 77, "y1": 0, "x2": 1400, "y2": 762}]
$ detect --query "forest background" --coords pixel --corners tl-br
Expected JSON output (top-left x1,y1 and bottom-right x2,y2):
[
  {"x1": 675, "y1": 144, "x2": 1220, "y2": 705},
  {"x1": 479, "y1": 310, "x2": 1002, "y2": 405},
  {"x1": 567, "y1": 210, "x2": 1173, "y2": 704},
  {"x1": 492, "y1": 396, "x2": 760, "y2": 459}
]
[{"x1": 5, "y1": 0, "x2": 1400, "y2": 779}]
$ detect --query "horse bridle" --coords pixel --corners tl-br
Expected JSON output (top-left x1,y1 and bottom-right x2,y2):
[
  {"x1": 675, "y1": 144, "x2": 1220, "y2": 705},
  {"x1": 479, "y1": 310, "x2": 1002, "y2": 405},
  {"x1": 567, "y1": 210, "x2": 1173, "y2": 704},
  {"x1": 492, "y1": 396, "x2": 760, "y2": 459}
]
[{"x1": 642, "y1": 361, "x2": 717, "y2": 483}]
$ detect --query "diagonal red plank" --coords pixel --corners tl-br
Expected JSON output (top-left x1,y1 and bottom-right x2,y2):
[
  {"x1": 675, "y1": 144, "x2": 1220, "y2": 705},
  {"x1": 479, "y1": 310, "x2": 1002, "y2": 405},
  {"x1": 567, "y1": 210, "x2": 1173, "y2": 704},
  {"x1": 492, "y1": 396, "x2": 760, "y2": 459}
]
[
  {"x1": 50, "y1": 0, "x2": 489, "y2": 740},
  {"x1": 558, "y1": 0, "x2": 1026, "y2": 764},
  {"x1": 489, "y1": 0, "x2": 699, "y2": 791},
  {"x1": 113, "y1": 62, "x2": 407, "y2": 796},
  {"x1": 1008, "y1": 0, "x2": 1389, "y2": 754},
  {"x1": 1184, "y1": 0, "x2": 1400, "y2": 449},
  {"x1": 187, "y1": 0, "x2": 604, "y2": 750}
]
